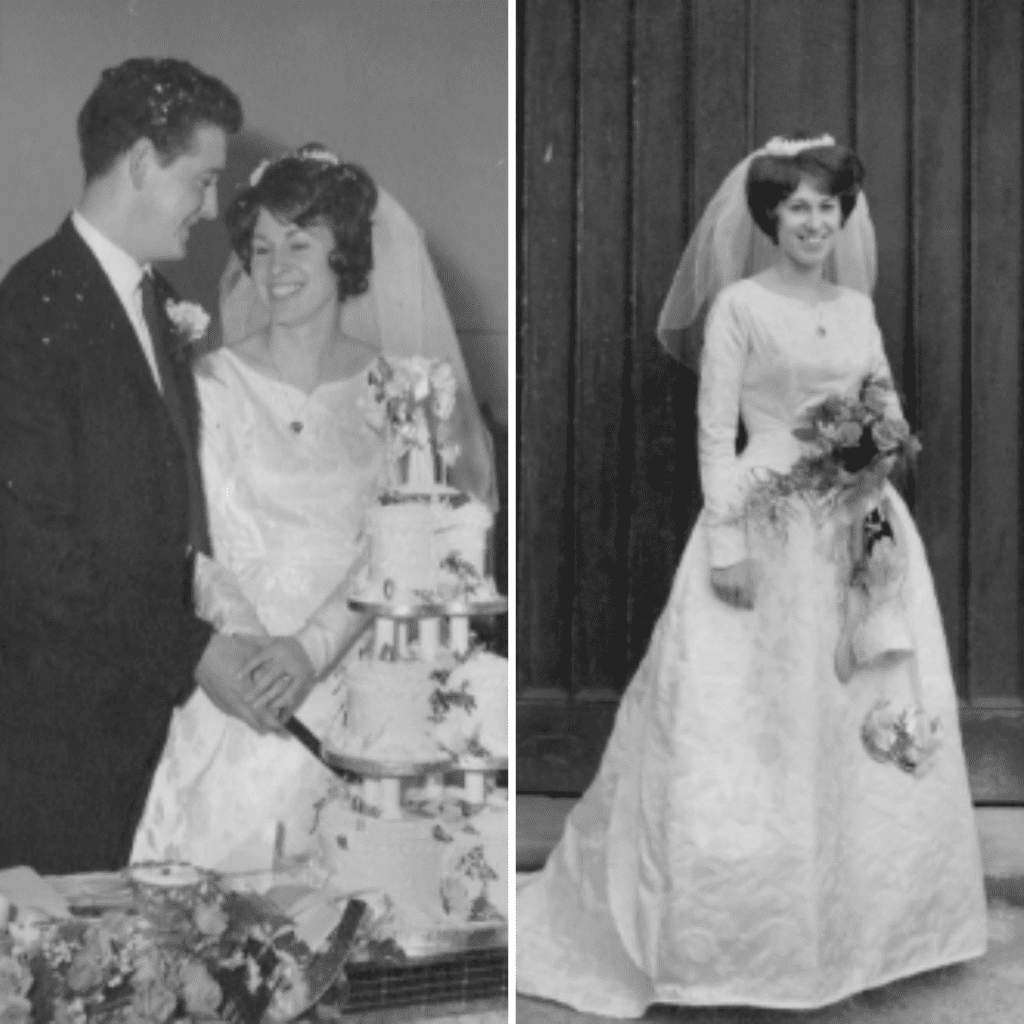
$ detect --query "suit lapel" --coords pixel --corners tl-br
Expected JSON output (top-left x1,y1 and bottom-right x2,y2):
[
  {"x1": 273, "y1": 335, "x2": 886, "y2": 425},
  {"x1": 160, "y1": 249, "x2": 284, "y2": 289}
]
[
  {"x1": 55, "y1": 219, "x2": 211, "y2": 554},
  {"x1": 55, "y1": 220, "x2": 169, "y2": 411},
  {"x1": 145, "y1": 277, "x2": 194, "y2": 463}
]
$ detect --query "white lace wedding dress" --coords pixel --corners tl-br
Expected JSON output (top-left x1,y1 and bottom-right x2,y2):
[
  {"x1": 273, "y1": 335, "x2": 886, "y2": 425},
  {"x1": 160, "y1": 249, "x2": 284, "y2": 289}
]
[
  {"x1": 132, "y1": 347, "x2": 384, "y2": 869},
  {"x1": 516, "y1": 280, "x2": 987, "y2": 1015}
]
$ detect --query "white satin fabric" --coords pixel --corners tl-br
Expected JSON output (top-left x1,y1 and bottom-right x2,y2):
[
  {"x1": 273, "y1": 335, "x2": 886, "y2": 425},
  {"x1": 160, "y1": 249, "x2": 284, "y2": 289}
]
[
  {"x1": 516, "y1": 280, "x2": 987, "y2": 1015},
  {"x1": 132, "y1": 348, "x2": 385, "y2": 869}
]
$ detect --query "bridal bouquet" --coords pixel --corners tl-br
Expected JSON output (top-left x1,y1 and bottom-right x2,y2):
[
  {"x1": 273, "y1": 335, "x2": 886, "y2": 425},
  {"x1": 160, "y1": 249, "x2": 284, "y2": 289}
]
[{"x1": 743, "y1": 373, "x2": 921, "y2": 532}]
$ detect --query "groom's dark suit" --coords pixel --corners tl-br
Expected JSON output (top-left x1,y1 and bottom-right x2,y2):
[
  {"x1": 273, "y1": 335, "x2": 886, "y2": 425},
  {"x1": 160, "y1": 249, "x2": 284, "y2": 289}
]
[{"x1": 0, "y1": 218, "x2": 213, "y2": 872}]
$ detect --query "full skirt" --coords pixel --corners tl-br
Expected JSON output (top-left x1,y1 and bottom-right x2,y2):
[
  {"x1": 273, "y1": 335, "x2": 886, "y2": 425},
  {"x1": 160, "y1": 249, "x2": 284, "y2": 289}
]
[{"x1": 516, "y1": 490, "x2": 987, "y2": 1015}]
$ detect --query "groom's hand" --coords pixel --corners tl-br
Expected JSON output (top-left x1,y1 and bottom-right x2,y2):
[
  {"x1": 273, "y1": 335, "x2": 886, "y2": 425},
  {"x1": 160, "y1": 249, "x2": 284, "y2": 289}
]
[
  {"x1": 195, "y1": 634, "x2": 278, "y2": 734},
  {"x1": 240, "y1": 637, "x2": 317, "y2": 727}
]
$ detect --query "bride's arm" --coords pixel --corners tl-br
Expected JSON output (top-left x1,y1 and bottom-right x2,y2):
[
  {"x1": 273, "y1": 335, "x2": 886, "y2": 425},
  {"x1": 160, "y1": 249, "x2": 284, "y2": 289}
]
[
  {"x1": 865, "y1": 302, "x2": 906, "y2": 420},
  {"x1": 192, "y1": 364, "x2": 267, "y2": 637},
  {"x1": 698, "y1": 290, "x2": 751, "y2": 571},
  {"x1": 293, "y1": 543, "x2": 373, "y2": 676},
  {"x1": 241, "y1": 546, "x2": 372, "y2": 721}
]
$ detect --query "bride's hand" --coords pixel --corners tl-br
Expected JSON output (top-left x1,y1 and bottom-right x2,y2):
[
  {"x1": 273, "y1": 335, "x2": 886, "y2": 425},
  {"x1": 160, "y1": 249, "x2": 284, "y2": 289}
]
[
  {"x1": 239, "y1": 637, "x2": 317, "y2": 729},
  {"x1": 710, "y1": 560, "x2": 760, "y2": 609}
]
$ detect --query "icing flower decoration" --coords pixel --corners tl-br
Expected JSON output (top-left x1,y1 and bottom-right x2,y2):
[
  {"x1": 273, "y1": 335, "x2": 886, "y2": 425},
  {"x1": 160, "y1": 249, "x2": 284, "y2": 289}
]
[{"x1": 164, "y1": 299, "x2": 210, "y2": 344}]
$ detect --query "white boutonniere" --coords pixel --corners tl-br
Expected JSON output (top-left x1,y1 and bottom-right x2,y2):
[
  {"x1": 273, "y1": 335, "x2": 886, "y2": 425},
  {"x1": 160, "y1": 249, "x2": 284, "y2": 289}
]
[{"x1": 165, "y1": 299, "x2": 211, "y2": 344}]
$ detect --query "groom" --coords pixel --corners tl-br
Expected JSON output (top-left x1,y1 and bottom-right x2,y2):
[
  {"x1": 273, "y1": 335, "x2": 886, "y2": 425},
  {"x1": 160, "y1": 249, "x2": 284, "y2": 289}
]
[{"x1": 0, "y1": 59, "x2": 273, "y2": 873}]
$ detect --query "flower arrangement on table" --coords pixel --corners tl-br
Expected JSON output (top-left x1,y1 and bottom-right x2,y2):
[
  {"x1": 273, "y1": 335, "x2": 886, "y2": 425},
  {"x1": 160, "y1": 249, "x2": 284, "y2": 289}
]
[
  {"x1": 362, "y1": 357, "x2": 460, "y2": 487},
  {"x1": 739, "y1": 374, "x2": 940, "y2": 777},
  {"x1": 0, "y1": 872, "x2": 335, "y2": 1024}
]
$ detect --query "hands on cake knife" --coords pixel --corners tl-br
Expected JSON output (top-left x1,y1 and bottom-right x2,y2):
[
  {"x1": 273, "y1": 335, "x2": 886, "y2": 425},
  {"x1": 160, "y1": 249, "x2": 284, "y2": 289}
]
[{"x1": 240, "y1": 636, "x2": 317, "y2": 729}]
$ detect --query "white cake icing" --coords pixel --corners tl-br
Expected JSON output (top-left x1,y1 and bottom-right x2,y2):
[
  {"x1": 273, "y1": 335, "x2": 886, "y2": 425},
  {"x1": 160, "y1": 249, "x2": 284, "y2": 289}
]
[
  {"x1": 326, "y1": 648, "x2": 508, "y2": 767},
  {"x1": 326, "y1": 659, "x2": 450, "y2": 763},
  {"x1": 431, "y1": 651, "x2": 509, "y2": 764},
  {"x1": 306, "y1": 785, "x2": 508, "y2": 942},
  {"x1": 363, "y1": 489, "x2": 494, "y2": 605}
]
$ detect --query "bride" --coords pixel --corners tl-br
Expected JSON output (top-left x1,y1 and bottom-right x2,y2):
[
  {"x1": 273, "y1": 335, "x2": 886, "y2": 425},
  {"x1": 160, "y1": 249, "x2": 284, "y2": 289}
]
[
  {"x1": 132, "y1": 144, "x2": 496, "y2": 869},
  {"x1": 516, "y1": 135, "x2": 987, "y2": 1015}
]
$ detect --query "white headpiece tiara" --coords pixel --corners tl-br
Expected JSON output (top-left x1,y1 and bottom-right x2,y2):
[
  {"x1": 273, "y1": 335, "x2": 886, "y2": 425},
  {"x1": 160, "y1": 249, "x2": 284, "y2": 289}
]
[
  {"x1": 760, "y1": 133, "x2": 836, "y2": 158},
  {"x1": 248, "y1": 144, "x2": 342, "y2": 187}
]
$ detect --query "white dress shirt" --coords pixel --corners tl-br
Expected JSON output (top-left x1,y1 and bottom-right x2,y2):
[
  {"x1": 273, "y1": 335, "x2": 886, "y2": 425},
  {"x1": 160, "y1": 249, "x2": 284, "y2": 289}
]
[{"x1": 71, "y1": 210, "x2": 162, "y2": 391}]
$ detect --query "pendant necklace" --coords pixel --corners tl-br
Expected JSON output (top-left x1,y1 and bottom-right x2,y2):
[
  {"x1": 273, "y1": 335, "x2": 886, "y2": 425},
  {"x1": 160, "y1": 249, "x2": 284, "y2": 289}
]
[
  {"x1": 268, "y1": 343, "x2": 313, "y2": 435},
  {"x1": 814, "y1": 305, "x2": 827, "y2": 338}
]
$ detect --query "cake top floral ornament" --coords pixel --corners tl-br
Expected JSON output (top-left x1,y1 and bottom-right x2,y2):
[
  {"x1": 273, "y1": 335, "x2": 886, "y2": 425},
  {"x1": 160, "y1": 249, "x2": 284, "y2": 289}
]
[{"x1": 363, "y1": 356, "x2": 460, "y2": 490}]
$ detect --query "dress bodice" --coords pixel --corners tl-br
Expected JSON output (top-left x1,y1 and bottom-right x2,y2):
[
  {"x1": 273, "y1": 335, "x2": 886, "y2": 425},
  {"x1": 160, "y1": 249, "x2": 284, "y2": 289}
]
[
  {"x1": 196, "y1": 347, "x2": 385, "y2": 633},
  {"x1": 698, "y1": 279, "x2": 900, "y2": 567}
]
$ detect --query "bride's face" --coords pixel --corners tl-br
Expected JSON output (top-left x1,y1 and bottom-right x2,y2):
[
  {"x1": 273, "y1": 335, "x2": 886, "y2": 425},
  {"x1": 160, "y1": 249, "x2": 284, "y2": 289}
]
[
  {"x1": 250, "y1": 208, "x2": 338, "y2": 325},
  {"x1": 774, "y1": 178, "x2": 842, "y2": 271}
]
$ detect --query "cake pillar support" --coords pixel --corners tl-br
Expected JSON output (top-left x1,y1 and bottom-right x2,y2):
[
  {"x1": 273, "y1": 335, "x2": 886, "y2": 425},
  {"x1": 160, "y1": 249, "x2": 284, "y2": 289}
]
[
  {"x1": 363, "y1": 777, "x2": 381, "y2": 809},
  {"x1": 380, "y1": 777, "x2": 403, "y2": 820},
  {"x1": 464, "y1": 770, "x2": 486, "y2": 805},
  {"x1": 374, "y1": 619, "x2": 393, "y2": 657},
  {"x1": 424, "y1": 771, "x2": 445, "y2": 801},
  {"x1": 450, "y1": 616, "x2": 470, "y2": 656},
  {"x1": 419, "y1": 618, "x2": 440, "y2": 660},
  {"x1": 396, "y1": 621, "x2": 410, "y2": 659}
]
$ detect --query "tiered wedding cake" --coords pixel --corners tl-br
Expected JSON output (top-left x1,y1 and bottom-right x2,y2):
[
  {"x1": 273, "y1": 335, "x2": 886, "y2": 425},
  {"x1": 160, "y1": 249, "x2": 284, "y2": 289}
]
[{"x1": 312, "y1": 357, "x2": 509, "y2": 950}]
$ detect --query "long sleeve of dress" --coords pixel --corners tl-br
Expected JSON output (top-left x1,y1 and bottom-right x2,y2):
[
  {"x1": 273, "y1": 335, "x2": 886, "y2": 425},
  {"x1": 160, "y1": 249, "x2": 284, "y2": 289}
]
[
  {"x1": 294, "y1": 544, "x2": 371, "y2": 675},
  {"x1": 697, "y1": 293, "x2": 750, "y2": 568},
  {"x1": 192, "y1": 371, "x2": 267, "y2": 637},
  {"x1": 864, "y1": 301, "x2": 905, "y2": 420}
]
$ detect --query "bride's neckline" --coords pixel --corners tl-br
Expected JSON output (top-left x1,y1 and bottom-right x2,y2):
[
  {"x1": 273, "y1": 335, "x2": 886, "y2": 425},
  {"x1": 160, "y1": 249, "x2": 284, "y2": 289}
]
[
  {"x1": 222, "y1": 341, "x2": 377, "y2": 397},
  {"x1": 746, "y1": 276, "x2": 846, "y2": 307}
]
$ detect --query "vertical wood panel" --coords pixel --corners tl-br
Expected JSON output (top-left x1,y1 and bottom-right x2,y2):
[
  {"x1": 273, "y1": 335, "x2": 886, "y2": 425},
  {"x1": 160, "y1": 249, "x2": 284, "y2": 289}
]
[
  {"x1": 692, "y1": 0, "x2": 750, "y2": 213},
  {"x1": 517, "y1": 0, "x2": 578, "y2": 703},
  {"x1": 753, "y1": 0, "x2": 854, "y2": 141},
  {"x1": 518, "y1": 0, "x2": 1024, "y2": 801},
  {"x1": 626, "y1": 0, "x2": 694, "y2": 672},
  {"x1": 855, "y1": 0, "x2": 912, "y2": 398},
  {"x1": 571, "y1": 0, "x2": 633, "y2": 699},
  {"x1": 968, "y1": 0, "x2": 1022, "y2": 703},
  {"x1": 912, "y1": 0, "x2": 969, "y2": 686}
]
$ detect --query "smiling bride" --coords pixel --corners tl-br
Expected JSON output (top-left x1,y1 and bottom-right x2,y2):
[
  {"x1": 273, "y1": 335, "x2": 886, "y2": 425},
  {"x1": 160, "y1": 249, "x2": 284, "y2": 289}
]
[{"x1": 131, "y1": 143, "x2": 496, "y2": 869}]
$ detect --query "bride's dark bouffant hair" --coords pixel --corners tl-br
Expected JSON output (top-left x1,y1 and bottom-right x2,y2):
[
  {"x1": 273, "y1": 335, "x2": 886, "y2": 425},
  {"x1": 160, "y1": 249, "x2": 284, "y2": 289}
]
[
  {"x1": 226, "y1": 144, "x2": 378, "y2": 303},
  {"x1": 746, "y1": 135, "x2": 864, "y2": 242}
]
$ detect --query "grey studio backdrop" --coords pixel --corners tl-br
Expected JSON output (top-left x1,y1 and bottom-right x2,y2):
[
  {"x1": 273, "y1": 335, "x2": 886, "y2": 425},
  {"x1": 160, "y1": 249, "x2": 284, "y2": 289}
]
[{"x1": 0, "y1": 0, "x2": 508, "y2": 428}]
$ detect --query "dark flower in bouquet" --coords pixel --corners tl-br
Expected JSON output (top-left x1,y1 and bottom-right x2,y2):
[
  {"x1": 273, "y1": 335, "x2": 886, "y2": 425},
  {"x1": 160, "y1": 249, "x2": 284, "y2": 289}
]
[{"x1": 796, "y1": 375, "x2": 918, "y2": 479}]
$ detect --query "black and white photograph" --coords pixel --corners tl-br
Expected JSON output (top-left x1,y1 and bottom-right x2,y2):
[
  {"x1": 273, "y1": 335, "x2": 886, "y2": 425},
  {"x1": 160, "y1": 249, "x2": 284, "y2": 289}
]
[
  {"x1": 517, "y1": 2, "x2": 1024, "y2": 1022},
  {"x1": 0, "y1": 2, "x2": 509, "y2": 1021}
]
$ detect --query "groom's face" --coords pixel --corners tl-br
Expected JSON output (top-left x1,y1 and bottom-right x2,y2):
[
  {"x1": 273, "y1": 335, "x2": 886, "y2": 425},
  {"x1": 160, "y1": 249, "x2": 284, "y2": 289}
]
[{"x1": 139, "y1": 123, "x2": 227, "y2": 262}]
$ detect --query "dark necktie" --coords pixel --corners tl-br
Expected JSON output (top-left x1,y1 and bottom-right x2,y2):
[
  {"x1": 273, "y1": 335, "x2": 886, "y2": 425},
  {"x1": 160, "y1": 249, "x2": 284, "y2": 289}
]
[{"x1": 139, "y1": 273, "x2": 210, "y2": 556}]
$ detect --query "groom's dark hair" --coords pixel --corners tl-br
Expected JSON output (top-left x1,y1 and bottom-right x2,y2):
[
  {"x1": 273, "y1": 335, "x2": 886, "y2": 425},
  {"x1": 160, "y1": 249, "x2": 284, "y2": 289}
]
[{"x1": 77, "y1": 58, "x2": 242, "y2": 183}]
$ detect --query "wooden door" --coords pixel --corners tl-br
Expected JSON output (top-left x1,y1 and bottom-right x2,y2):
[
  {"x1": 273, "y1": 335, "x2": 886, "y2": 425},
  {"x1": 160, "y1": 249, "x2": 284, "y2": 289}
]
[{"x1": 517, "y1": 0, "x2": 1024, "y2": 801}]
